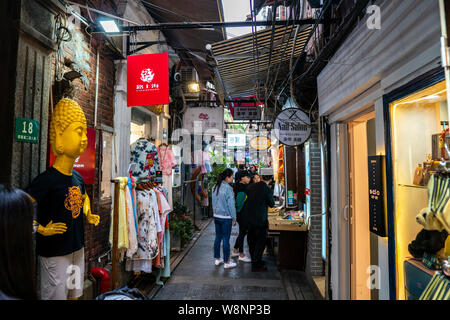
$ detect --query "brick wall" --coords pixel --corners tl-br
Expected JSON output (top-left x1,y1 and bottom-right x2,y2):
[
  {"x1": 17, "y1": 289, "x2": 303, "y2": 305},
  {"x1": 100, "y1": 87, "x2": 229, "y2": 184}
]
[{"x1": 306, "y1": 126, "x2": 324, "y2": 276}]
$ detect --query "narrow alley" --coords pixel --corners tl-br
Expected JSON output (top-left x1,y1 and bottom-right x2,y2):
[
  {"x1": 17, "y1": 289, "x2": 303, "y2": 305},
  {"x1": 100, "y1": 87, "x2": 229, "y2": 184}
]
[
  {"x1": 3, "y1": 0, "x2": 450, "y2": 308},
  {"x1": 153, "y1": 221, "x2": 316, "y2": 300}
]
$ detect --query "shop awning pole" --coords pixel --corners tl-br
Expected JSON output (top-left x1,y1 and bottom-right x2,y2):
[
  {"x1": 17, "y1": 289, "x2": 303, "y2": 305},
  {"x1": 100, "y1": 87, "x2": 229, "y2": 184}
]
[{"x1": 110, "y1": 178, "x2": 121, "y2": 290}]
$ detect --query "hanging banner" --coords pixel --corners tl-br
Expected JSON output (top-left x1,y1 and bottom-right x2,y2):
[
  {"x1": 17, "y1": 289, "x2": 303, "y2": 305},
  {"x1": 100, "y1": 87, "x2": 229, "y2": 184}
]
[
  {"x1": 183, "y1": 107, "x2": 224, "y2": 133},
  {"x1": 274, "y1": 108, "x2": 311, "y2": 146},
  {"x1": 127, "y1": 52, "x2": 169, "y2": 107},
  {"x1": 49, "y1": 128, "x2": 96, "y2": 185},
  {"x1": 250, "y1": 136, "x2": 271, "y2": 150}
]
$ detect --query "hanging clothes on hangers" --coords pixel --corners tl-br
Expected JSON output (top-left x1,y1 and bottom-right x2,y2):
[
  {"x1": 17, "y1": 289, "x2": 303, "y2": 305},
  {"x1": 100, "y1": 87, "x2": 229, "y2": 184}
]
[
  {"x1": 129, "y1": 177, "x2": 139, "y2": 236},
  {"x1": 109, "y1": 177, "x2": 129, "y2": 262},
  {"x1": 157, "y1": 144, "x2": 176, "y2": 208},
  {"x1": 157, "y1": 144, "x2": 177, "y2": 175},
  {"x1": 126, "y1": 183, "x2": 161, "y2": 273},
  {"x1": 125, "y1": 178, "x2": 138, "y2": 259},
  {"x1": 130, "y1": 138, "x2": 161, "y2": 179}
]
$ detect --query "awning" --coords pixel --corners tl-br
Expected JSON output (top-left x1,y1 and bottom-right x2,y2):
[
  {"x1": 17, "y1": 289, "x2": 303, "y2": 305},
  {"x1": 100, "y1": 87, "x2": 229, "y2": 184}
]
[{"x1": 210, "y1": 24, "x2": 312, "y2": 99}]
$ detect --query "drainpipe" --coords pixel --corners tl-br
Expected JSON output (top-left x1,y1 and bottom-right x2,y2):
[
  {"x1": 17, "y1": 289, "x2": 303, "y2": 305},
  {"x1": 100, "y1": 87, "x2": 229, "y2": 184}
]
[
  {"x1": 91, "y1": 267, "x2": 110, "y2": 294},
  {"x1": 94, "y1": 49, "x2": 100, "y2": 127}
]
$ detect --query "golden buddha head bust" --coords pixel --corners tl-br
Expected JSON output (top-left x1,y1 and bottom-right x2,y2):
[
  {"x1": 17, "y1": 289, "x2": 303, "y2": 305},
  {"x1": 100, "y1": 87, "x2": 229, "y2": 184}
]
[{"x1": 49, "y1": 98, "x2": 87, "y2": 160}]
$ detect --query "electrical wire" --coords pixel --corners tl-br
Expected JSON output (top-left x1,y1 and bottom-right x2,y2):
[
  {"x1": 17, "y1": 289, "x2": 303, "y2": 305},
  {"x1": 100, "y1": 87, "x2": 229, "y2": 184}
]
[
  {"x1": 265, "y1": 2, "x2": 299, "y2": 113},
  {"x1": 276, "y1": 0, "x2": 333, "y2": 98},
  {"x1": 54, "y1": 13, "x2": 72, "y2": 82}
]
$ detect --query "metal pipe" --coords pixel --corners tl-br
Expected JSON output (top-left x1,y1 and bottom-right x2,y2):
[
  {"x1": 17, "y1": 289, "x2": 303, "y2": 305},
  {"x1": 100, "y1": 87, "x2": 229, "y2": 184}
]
[{"x1": 94, "y1": 49, "x2": 99, "y2": 127}]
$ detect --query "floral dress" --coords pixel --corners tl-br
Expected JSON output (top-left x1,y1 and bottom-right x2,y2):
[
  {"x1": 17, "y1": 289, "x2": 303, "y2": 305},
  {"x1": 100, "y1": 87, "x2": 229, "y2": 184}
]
[
  {"x1": 125, "y1": 189, "x2": 161, "y2": 273},
  {"x1": 130, "y1": 139, "x2": 160, "y2": 179}
]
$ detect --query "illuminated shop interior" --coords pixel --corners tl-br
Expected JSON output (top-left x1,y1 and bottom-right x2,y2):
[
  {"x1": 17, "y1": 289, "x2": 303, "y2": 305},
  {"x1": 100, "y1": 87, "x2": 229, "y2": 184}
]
[{"x1": 390, "y1": 81, "x2": 447, "y2": 300}]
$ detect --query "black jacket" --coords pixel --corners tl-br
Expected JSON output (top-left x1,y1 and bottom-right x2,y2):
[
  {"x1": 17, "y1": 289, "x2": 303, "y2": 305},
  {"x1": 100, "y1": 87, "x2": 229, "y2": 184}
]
[{"x1": 242, "y1": 181, "x2": 275, "y2": 228}]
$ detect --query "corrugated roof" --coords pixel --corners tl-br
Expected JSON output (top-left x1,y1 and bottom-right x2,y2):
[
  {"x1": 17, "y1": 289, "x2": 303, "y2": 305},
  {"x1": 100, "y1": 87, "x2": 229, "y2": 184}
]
[{"x1": 210, "y1": 24, "x2": 312, "y2": 99}]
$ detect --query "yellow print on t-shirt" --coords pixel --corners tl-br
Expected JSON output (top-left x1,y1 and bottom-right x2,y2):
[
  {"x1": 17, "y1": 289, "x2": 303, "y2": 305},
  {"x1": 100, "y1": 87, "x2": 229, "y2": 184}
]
[{"x1": 64, "y1": 186, "x2": 83, "y2": 219}]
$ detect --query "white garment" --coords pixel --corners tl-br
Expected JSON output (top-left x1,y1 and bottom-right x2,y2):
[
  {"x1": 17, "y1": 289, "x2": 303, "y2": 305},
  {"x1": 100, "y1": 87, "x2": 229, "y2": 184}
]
[{"x1": 125, "y1": 189, "x2": 160, "y2": 273}]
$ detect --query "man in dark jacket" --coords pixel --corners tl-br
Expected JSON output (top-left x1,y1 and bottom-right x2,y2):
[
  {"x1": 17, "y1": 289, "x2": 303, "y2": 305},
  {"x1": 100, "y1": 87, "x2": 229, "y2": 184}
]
[{"x1": 243, "y1": 174, "x2": 275, "y2": 271}]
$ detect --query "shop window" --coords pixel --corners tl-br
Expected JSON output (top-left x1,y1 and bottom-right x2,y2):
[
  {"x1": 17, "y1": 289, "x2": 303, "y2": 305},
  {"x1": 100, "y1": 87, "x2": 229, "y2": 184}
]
[{"x1": 390, "y1": 81, "x2": 447, "y2": 300}]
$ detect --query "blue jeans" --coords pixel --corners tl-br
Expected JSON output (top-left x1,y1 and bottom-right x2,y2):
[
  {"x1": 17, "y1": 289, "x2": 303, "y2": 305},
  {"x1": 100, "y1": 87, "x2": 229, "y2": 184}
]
[{"x1": 214, "y1": 217, "x2": 232, "y2": 263}]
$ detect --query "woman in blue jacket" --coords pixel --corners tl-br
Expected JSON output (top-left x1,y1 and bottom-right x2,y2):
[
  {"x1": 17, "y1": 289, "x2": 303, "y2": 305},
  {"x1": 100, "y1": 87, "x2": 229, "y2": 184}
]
[{"x1": 212, "y1": 168, "x2": 237, "y2": 269}]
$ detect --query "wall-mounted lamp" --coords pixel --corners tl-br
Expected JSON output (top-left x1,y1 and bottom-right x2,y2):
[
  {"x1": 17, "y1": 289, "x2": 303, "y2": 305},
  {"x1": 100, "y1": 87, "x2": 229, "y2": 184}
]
[
  {"x1": 188, "y1": 82, "x2": 200, "y2": 93},
  {"x1": 99, "y1": 20, "x2": 120, "y2": 33}
]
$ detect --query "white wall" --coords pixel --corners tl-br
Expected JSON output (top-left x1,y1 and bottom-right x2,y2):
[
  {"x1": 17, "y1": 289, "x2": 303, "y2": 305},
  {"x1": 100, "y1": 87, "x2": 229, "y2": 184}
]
[
  {"x1": 318, "y1": 0, "x2": 443, "y2": 300},
  {"x1": 318, "y1": 0, "x2": 441, "y2": 118}
]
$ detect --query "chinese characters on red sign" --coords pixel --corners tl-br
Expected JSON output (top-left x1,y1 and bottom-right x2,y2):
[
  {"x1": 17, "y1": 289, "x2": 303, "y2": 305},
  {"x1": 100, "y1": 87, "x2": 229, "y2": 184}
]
[{"x1": 127, "y1": 52, "x2": 169, "y2": 107}]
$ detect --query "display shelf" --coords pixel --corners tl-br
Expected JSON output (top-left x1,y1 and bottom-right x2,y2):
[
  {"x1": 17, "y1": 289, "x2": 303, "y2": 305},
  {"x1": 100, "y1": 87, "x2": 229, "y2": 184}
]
[{"x1": 398, "y1": 184, "x2": 428, "y2": 190}]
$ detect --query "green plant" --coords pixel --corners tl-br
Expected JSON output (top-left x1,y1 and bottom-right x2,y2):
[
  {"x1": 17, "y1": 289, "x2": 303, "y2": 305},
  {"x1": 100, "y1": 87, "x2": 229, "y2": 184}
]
[
  {"x1": 172, "y1": 201, "x2": 190, "y2": 219},
  {"x1": 170, "y1": 201, "x2": 193, "y2": 242}
]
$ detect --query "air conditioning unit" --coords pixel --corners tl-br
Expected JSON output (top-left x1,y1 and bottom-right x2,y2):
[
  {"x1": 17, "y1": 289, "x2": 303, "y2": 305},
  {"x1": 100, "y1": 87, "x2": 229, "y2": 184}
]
[{"x1": 180, "y1": 66, "x2": 200, "y2": 100}]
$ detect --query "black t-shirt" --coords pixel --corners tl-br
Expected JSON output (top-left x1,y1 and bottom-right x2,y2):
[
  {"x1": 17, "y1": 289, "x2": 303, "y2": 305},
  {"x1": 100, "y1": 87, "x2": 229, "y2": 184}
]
[{"x1": 26, "y1": 167, "x2": 85, "y2": 257}]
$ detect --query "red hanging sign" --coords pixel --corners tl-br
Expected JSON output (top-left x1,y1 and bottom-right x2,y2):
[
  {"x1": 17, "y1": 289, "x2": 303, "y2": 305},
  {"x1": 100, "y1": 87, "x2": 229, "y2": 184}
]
[
  {"x1": 49, "y1": 128, "x2": 96, "y2": 185},
  {"x1": 127, "y1": 52, "x2": 169, "y2": 107}
]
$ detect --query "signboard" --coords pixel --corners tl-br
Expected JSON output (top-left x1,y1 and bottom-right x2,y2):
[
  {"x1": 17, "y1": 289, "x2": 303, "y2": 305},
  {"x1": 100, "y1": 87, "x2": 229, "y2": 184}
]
[
  {"x1": 227, "y1": 134, "x2": 246, "y2": 147},
  {"x1": 368, "y1": 155, "x2": 387, "y2": 237},
  {"x1": 249, "y1": 136, "x2": 271, "y2": 150},
  {"x1": 15, "y1": 117, "x2": 39, "y2": 143},
  {"x1": 183, "y1": 107, "x2": 224, "y2": 133},
  {"x1": 287, "y1": 190, "x2": 294, "y2": 205},
  {"x1": 233, "y1": 106, "x2": 261, "y2": 121},
  {"x1": 49, "y1": 128, "x2": 96, "y2": 185},
  {"x1": 274, "y1": 108, "x2": 311, "y2": 146},
  {"x1": 127, "y1": 52, "x2": 169, "y2": 107}
]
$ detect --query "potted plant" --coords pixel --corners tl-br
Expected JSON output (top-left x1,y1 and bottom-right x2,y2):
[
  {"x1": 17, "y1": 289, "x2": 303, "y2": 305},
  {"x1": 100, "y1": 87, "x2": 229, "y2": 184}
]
[
  {"x1": 180, "y1": 216, "x2": 193, "y2": 248},
  {"x1": 170, "y1": 201, "x2": 193, "y2": 250},
  {"x1": 169, "y1": 219, "x2": 183, "y2": 252}
]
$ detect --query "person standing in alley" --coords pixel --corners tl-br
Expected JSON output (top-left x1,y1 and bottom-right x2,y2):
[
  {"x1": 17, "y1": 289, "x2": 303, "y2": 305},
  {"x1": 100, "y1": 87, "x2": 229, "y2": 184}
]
[
  {"x1": 212, "y1": 168, "x2": 237, "y2": 269},
  {"x1": 0, "y1": 185, "x2": 38, "y2": 300},
  {"x1": 231, "y1": 171, "x2": 252, "y2": 262},
  {"x1": 251, "y1": 173, "x2": 261, "y2": 184},
  {"x1": 244, "y1": 170, "x2": 275, "y2": 272},
  {"x1": 234, "y1": 164, "x2": 246, "y2": 183}
]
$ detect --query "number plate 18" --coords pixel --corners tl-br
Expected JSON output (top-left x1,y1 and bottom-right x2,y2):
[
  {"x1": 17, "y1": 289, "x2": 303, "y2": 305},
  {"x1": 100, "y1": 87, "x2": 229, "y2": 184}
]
[{"x1": 15, "y1": 117, "x2": 39, "y2": 143}]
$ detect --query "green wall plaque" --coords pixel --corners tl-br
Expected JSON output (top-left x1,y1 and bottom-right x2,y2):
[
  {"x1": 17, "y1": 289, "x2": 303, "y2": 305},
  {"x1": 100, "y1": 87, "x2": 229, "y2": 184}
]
[{"x1": 15, "y1": 117, "x2": 39, "y2": 143}]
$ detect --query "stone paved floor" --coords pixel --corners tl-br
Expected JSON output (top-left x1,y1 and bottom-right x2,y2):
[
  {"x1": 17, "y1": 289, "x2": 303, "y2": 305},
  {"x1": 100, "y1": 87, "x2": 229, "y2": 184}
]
[{"x1": 153, "y1": 220, "x2": 313, "y2": 300}]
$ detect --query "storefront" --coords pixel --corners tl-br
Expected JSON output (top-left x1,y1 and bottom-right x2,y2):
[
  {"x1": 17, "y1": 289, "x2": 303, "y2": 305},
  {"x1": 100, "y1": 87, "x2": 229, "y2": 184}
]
[{"x1": 318, "y1": 0, "x2": 446, "y2": 300}]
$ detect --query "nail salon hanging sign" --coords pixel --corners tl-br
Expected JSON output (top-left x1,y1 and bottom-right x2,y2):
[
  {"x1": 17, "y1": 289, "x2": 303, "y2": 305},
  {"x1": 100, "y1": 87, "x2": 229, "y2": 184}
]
[
  {"x1": 127, "y1": 52, "x2": 169, "y2": 107},
  {"x1": 274, "y1": 108, "x2": 311, "y2": 146}
]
